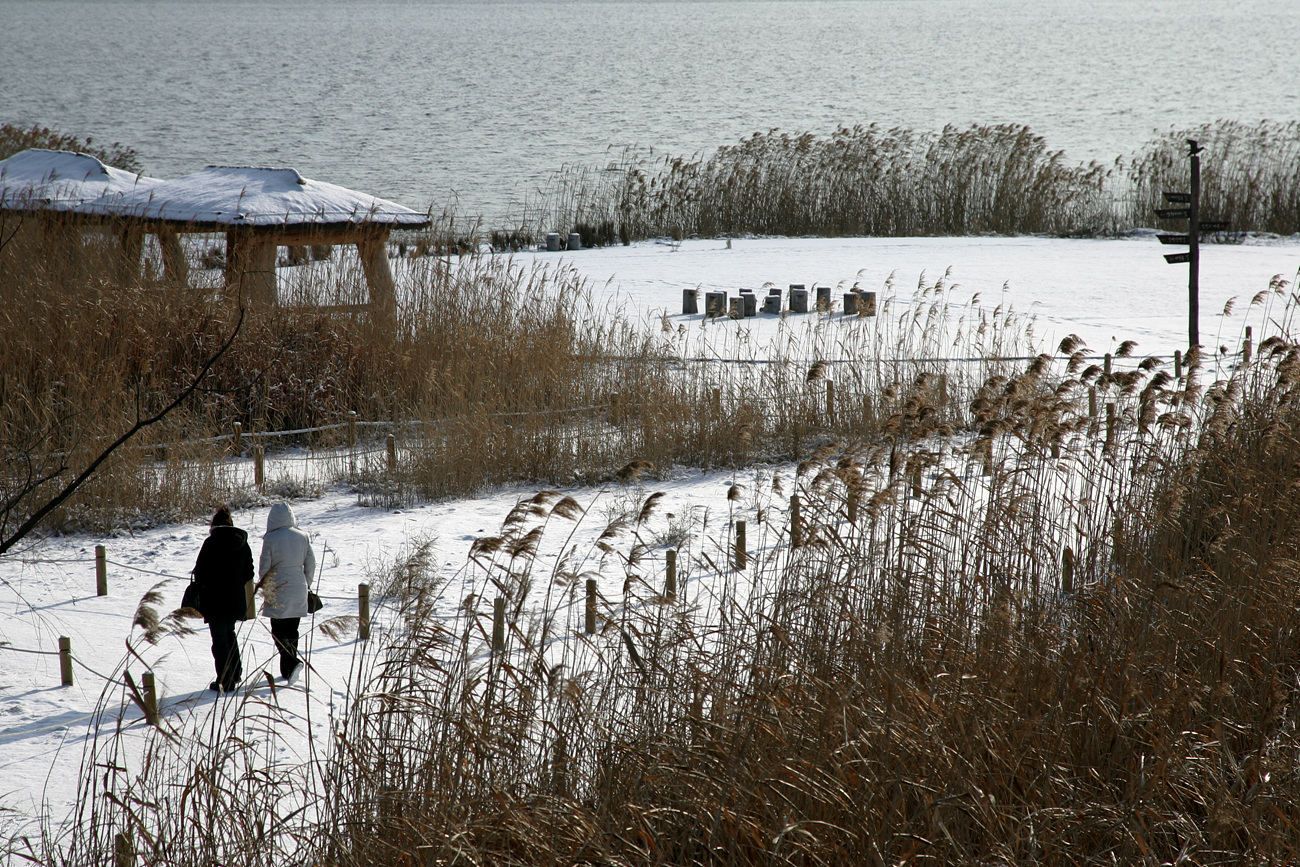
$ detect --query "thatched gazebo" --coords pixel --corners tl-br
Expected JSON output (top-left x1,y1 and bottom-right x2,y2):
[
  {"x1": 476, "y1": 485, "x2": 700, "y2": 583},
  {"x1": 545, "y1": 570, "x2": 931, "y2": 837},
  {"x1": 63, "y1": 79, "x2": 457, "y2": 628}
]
[
  {"x1": 87, "y1": 165, "x2": 430, "y2": 322},
  {"x1": 0, "y1": 149, "x2": 164, "y2": 280}
]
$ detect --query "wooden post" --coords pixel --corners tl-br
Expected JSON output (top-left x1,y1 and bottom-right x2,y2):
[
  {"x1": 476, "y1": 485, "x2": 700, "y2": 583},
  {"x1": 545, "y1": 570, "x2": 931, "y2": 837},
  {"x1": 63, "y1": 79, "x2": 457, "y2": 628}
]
[
  {"x1": 789, "y1": 495, "x2": 802, "y2": 548},
  {"x1": 119, "y1": 225, "x2": 144, "y2": 284},
  {"x1": 1189, "y1": 140, "x2": 1201, "y2": 350},
  {"x1": 142, "y1": 671, "x2": 159, "y2": 727},
  {"x1": 1174, "y1": 349, "x2": 1183, "y2": 380},
  {"x1": 59, "y1": 637, "x2": 73, "y2": 686},
  {"x1": 1106, "y1": 404, "x2": 1116, "y2": 451},
  {"x1": 114, "y1": 832, "x2": 135, "y2": 867},
  {"x1": 825, "y1": 380, "x2": 835, "y2": 426},
  {"x1": 158, "y1": 228, "x2": 189, "y2": 286},
  {"x1": 232, "y1": 421, "x2": 243, "y2": 454},
  {"x1": 224, "y1": 229, "x2": 274, "y2": 304},
  {"x1": 95, "y1": 545, "x2": 107, "y2": 596},
  {"x1": 254, "y1": 446, "x2": 265, "y2": 489},
  {"x1": 1061, "y1": 546, "x2": 1075, "y2": 594},
  {"x1": 359, "y1": 231, "x2": 396, "y2": 330},
  {"x1": 347, "y1": 411, "x2": 357, "y2": 447},
  {"x1": 1243, "y1": 325, "x2": 1253, "y2": 366},
  {"x1": 386, "y1": 434, "x2": 396, "y2": 473},
  {"x1": 492, "y1": 597, "x2": 506, "y2": 653},
  {"x1": 358, "y1": 583, "x2": 371, "y2": 640},
  {"x1": 911, "y1": 463, "x2": 923, "y2": 499},
  {"x1": 1103, "y1": 353, "x2": 1112, "y2": 377},
  {"x1": 665, "y1": 549, "x2": 677, "y2": 599},
  {"x1": 734, "y1": 521, "x2": 747, "y2": 570},
  {"x1": 585, "y1": 579, "x2": 597, "y2": 635},
  {"x1": 552, "y1": 735, "x2": 569, "y2": 797},
  {"x1": 1088, "y1": 387, "x2": 1098, "y2": 418}
]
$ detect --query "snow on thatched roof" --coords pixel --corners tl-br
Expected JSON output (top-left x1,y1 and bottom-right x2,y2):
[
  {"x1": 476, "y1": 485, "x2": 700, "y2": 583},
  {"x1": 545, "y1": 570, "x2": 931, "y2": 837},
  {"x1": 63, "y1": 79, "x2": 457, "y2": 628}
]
[
  {"x1": 0, "y1": 148, "x2": 162, "y2": 211},
  {"x1": 86, "y1": 165, "x2": 429, "y2": 229}
]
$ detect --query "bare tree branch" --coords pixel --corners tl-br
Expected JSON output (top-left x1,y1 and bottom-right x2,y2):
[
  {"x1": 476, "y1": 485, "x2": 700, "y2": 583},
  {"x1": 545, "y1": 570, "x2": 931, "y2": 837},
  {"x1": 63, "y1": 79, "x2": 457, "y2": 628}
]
[{"x1": 0, "y1": 306, "x2": 246, "y2": 556}]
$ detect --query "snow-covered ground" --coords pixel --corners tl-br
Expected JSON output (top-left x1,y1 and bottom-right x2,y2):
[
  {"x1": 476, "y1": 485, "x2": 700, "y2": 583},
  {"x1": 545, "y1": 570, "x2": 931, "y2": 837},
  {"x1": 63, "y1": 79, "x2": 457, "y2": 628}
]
[{"x1": 4, "y1": 234, "x2": 1300, "y2": 846}]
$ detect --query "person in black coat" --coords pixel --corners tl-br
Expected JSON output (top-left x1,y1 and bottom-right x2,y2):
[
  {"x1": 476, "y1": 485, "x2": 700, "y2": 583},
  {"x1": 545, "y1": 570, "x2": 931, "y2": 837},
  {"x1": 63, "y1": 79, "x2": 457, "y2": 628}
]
[{"x1": 192, "y1": 505, "x2": 255, "y2": 693}]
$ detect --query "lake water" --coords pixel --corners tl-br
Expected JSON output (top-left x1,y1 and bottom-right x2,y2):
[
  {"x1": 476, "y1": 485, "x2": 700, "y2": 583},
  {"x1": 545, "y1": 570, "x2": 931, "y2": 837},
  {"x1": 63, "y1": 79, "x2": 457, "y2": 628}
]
[{"x1": 2, "y1": 0, "x2": 1297, "y2": 220}]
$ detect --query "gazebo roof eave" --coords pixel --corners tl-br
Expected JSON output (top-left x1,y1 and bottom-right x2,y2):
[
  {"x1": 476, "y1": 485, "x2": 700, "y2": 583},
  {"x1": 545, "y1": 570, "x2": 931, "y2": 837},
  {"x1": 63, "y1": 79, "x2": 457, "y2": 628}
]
[{"x1": 97, "y1": 215, "x2": 431, "y2": 236}]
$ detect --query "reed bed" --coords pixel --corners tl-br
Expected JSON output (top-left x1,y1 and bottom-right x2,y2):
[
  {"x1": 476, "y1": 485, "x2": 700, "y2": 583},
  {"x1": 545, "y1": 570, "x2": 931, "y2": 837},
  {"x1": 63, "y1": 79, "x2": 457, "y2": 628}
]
[
  {"x1": 530, "y1": 120, "x2": 1300, "y2": 242},
  {"x1": 20, "y1": 274, "x2": 1300, "y2": 865},
  {"x1": 1, "y1": 212, "x2": 1057, "y2": 537}
]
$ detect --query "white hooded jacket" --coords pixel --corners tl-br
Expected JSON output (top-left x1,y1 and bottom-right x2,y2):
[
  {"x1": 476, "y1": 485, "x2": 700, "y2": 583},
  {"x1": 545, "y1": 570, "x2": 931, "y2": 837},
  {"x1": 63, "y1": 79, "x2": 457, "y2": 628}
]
[{"x1": 259, "y1": 502, "x2": 316, "y2": 619}]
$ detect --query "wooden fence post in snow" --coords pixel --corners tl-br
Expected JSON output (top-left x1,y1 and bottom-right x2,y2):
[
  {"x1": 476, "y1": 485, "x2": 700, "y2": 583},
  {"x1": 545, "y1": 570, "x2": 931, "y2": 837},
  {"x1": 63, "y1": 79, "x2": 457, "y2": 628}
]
[
  {"x1": 114, "y1": 832, "x2": 135, "y2": 867},
  {"x1": 386, "y1": 434, "x2": 396, "y2": 473},
  {"x1": 1244, "y1": 326, "x2": 1253, "y2": 365},
  {"x1": 59, "y1": 637, "x2": 73, "y2": 686},
  {"x1": 789, "y1": 495, "x2": 802, "y2": 548},
  {"x1": 95, "y1": 545, "x2": 107, "y2": 596},
  {"x1": 585, "y1": 579, "x2": 597, "y2": 635},
  {"x1": 1061, "y1": 546, "x2": 1076, "y2": 594},
  {"x1": 142, "y1": 671, "x2": 160, "y2": 727},
  {"x1": 358, "y1": 583, "x2": 371, "y2": 640},
  {"x1": 1174, "y1": 349, "x2": 1183, "y2": 380},
  {"x1": 232, "y1": 421, "x2": 243, "y2": 454},
  {"x1": 734, "y1": 521, "x2": 747, "y2": 570},
  {"x1": 492, "y1": 597, "x2": 506, "y2": 653},
  {"x1": 254, "y1": 446, "x2": 265, "y2": 489},
  {"x1": 348, "y1": 411, "x2": 357, "y2": 448},
  {"x1": 665, "y1": 549, "x2": 677, "y2": 600}
]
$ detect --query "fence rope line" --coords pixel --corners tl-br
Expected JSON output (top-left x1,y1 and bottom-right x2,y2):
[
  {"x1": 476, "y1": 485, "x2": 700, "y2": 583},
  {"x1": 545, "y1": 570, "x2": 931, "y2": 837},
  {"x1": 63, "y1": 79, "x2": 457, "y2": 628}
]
[
  {"x1": 0, "y1": 643, "x2": 59, "y2": 656},
  {"x1": 71, "y1": 654, "x2": 118, "y2": 683},
  {"x1": 11, "y1": 557, "x2": 94, "y2": 565},
  {"x1": 105, "y1": 560, "x2": 190, "y2": 581}
]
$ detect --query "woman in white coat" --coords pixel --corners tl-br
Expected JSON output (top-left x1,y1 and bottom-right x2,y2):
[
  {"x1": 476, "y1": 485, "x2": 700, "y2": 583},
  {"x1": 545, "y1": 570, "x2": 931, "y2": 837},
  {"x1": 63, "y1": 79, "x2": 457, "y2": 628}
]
[{"x1": 259, "y1": 502, "x2": 315, "y2": 685}]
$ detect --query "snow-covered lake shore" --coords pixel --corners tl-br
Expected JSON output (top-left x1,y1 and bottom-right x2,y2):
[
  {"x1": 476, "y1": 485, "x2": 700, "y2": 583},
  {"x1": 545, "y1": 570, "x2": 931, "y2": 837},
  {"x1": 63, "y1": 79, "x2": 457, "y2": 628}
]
[{"x1": 5, "y1": 233, "x2": 1300, "y2": 846}]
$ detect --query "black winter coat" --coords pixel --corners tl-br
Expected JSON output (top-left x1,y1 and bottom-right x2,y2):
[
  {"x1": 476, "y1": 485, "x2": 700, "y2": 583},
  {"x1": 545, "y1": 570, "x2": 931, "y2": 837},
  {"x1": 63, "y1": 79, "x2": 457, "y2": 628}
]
[{"x1": 192, "y1": 525, "x2": 255, "y2": 623}]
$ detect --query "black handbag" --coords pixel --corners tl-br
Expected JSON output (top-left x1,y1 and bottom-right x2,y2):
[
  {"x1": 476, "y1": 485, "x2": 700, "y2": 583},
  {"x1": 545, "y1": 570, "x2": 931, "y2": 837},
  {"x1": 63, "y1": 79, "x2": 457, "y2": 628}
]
[
  {"x1": 307, "y1": 591, "x2": 323, "y2": 614},
  {"x1": 182, "y1": 578, "x2": 201, "y2": 611}
]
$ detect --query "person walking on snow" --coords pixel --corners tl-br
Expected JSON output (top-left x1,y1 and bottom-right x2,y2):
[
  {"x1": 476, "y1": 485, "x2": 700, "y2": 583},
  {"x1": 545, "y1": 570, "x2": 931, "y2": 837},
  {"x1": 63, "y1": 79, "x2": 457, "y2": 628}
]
[
  {"x1": 259, "y1": 502, "x2": 315, "y2": 686},
  {"x1": 192, "y1": 505, "x2": 254, "y2": 693}
]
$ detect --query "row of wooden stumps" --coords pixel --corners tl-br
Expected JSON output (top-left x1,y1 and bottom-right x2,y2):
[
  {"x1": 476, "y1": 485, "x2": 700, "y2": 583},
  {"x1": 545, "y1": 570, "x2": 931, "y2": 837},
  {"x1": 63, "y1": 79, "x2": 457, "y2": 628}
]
[{"x1": 683, "y1": 285, "x2": 878, "y2": 318}]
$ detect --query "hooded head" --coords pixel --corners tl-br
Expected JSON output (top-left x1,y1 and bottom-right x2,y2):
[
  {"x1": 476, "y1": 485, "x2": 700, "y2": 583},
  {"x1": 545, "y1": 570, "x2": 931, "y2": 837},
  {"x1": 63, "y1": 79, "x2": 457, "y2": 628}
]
[{"x1": 266, "y1": 502, "x2": 297, "y2": 532}]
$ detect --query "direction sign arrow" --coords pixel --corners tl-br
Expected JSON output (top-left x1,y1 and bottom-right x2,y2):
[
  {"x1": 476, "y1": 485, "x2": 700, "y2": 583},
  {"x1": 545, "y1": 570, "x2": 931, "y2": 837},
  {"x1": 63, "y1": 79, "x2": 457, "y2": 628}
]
[
  {"x1": 1157, "y1": 234, "x2": 1190, "y2": 245},
  {"x1": 1156, "y1": 208, "x2": 1190, "y2": 220},
  {"x1": 1200, "y1": 221, "x2": 1230, "y2": 232},
  {"x1": 1164, "y1": 192, "x2": 1191, "y2": 204},
  {"x1": 1164, "y1": 252, "x2": 1192, "y2": 264}
]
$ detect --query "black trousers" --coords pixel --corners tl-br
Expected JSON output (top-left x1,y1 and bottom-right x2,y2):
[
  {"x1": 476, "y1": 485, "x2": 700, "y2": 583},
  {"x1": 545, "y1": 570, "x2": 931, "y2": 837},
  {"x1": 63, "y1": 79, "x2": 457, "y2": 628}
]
[
  {"x1": 208, "y1": 619, "x2": 241, "y2": 690},
  {"x1": 270, "y1": 617, "x2": 301, "y2": 679}
]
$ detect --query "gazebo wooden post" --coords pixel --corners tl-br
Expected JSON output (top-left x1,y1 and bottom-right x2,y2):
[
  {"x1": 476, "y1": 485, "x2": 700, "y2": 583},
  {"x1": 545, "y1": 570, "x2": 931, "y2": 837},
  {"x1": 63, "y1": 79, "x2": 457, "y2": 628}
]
[
  {"x1": 358, "y1": 229, "x2": 396, "y2": 329},
  {"x1": 158, "y1": 228, "x2": 189, "y2": 287},
  {"x1": 225, "y1": 227, "x2": 277, "y2": 307},
  {"x1": 119, "y1": 223, "x2": 144, "y2": 284}
]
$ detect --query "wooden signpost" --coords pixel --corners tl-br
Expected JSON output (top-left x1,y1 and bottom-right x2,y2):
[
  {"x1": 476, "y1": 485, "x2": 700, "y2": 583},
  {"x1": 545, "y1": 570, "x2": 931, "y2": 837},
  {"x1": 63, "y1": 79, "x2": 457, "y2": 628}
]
[{"x1": 1156, "y1": 139, "x2": 1228, "y2": 350}]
